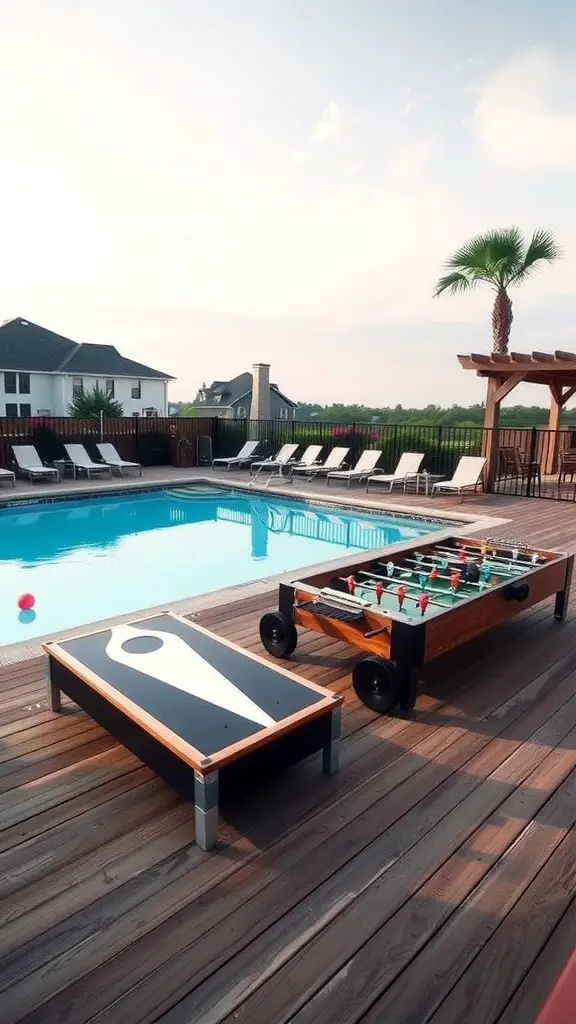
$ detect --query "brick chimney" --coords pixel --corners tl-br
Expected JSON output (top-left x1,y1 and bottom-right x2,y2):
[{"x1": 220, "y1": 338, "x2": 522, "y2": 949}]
[{"x1": 249, "y1": 363, "x2": 271, "y2": 420}]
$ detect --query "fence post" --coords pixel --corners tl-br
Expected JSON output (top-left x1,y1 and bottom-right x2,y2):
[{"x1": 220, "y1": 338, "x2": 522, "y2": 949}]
[
  {"x1": 436, "y1": 425, "x2": 443, "y2": 475},
  {"x1": 212, "y1": 417, "x2": 219, "y2": 459},
  {"x1": 135, "y1": 413, "x2": 140, "y2": 462},
  {"x1": 527, "y1": 426, "x2": 538, "y2": 497}
]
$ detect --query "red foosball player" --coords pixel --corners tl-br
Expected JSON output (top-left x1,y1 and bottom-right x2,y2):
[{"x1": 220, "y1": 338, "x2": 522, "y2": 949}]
[
  {"x1": 458, "y1": 549, "x2": 467, "y2": 562},
  {"x1": 429, "y1": 566, "x2": 439, "y2": 580},
  {"x1": 375, "y1": 581, "x2": 384, "y2": 604},
  {"x1": 346, "y1": 575, "x2": 356, "y2": 595},
  {"x1": 417, "y1": 592, "x2": 430, "y2": 616},
  {"x1": 397, "y1": 584, "x2": 407, "y2": 611},
  {"x1": 450, "y1": 571, "x2": 461, "y2": 594}
]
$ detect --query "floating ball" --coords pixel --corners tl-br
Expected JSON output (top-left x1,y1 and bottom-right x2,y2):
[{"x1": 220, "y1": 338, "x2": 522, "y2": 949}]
[
  {"x1": 18, "y1": 609, "x2": 36, "y2": 625},
  {"x1": 17, "y1": 593, "x2": 35, "y2": 611}
]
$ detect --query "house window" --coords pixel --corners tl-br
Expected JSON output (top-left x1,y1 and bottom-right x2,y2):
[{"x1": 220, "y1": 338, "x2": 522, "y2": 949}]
[
  {"x1": 4, "y1": 372, "x2": 16, "y2": 394},
  {"x1": 72, "y1": 377, "x2": 84, "y2": 397},
  {"x1": 5, "y1": 403, "x2": 17, "y2": 416},
  {"x1": 105, "y1": 379, "x2": 115, "y2": 397},
  {"x1": 236, "y1": 406, "x2": 246, "y2": 419},
  {"x1": 131, "y1": 381, "x2": 141, "y2": 399},
  {"x1": 19, "y1": 403, "x2": 31, "y2": 417},
  {"x1": 18, "y1": 373, "x2": 30, "y2": 394},
  {"x1": 279, "y1": 407, "x2": 289, "y2": 420}
]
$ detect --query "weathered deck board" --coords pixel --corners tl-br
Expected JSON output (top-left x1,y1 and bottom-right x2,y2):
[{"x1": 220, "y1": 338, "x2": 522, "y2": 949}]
[{"x1": 0, "y1": 491, "x2": 576, "y2": 1024}]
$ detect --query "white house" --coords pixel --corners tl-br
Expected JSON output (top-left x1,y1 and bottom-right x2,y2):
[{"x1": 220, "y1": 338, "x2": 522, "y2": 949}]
[{"x1": 0, "y1": 318, "x2": 174, "y2": 417}]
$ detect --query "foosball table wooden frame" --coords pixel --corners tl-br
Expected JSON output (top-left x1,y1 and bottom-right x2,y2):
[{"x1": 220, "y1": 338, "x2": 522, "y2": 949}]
[{"x1": 258, "y1": 535, "x2": 574, "y2": 715}]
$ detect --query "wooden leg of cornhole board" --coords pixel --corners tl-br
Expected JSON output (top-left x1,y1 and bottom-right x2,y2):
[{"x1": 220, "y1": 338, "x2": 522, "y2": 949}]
[
  {"x1": 322, "y1": 705, "x2": 342, "y2": 775},
  {"x1": 194, "y1": 770, "x2": 219, "y2": 851},
  {"x1": 45, "y1": 656, "x2": 62, "y2": 712}
]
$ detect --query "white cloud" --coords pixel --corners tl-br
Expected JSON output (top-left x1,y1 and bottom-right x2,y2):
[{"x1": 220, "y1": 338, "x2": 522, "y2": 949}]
[
  {"x1": 387, "y1": 141, "x2": 431, "y2": 178},
  {"x1": 310, "y1": 101, "x2": 342, "y2": 145},
  {"x1": 471, "y1": 48, "x2": 576, "y2": 171}
]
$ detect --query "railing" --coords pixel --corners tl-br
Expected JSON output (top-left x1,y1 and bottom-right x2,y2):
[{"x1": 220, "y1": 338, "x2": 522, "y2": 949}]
[{"x1": 0, "y1": 416, "x2": 575, "y2": 501}]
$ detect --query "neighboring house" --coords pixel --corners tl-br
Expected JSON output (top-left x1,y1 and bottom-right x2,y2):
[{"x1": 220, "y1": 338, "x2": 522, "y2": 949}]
[
  {"x1": 191, "y1": 363, "x2": 297, "y2": 420},
  {"x1": 0, "y1": 318, "x2": 174, "y2": 417}
]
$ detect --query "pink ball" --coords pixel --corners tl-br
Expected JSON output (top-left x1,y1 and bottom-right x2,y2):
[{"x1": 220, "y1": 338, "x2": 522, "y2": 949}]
[{"x1": 17, "y1": 593, "x2": 35, "y2": 611}]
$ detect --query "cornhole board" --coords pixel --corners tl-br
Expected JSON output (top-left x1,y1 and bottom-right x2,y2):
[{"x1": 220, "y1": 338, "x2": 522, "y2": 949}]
[{"x1": 43, "y1": 612, "x2": 343, "y2": 850}]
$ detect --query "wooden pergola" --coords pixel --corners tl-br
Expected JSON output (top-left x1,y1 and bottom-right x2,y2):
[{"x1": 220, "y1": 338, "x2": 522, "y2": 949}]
[{"x1": 458, "y1": 350, "x2": 576, "y2": 488}]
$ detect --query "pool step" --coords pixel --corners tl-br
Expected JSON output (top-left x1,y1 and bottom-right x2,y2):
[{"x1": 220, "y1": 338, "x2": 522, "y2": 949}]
[{"x1": 164, "y1": 486, "x2": 234, "y2": 500}]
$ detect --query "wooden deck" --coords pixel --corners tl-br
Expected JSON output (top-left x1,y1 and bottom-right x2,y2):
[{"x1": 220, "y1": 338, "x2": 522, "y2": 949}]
[{"x1": 1, "y1": 493, "x2": 576, "y2": 1023}]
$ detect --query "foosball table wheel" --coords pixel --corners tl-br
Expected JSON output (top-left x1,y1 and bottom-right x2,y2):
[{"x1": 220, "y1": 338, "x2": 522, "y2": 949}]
[
  {"x1": 352, "y1": 657, "x2": 401, "y2": 714},
  {"x1": 259, "y1": 612, "x2": 298, "y2": 658}
]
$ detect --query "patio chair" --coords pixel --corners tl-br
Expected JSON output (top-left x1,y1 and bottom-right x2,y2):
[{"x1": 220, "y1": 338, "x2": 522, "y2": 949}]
[
  {"x1": 250, "y1": 443, "x2": 300, "y2": 484},
  {"x1": 96, "y1": 443, "x2": 142, "y2": 476},
  {"x1": 558, "y1": 449, "x2": 576, "y2": 489},
  {"x1": 12, "y1": 445, "x2": 59, "y2": 482},
  {"x1": 64, "y1": 444, "x2": 113, "y2": 479},
  {"x1": 498, "y1": 445, "x2": 541, "y2": 495},
  {"x1": 0, "y1": 467, "x2": 15, "y2": 487},
  {"x1": 291, "y1": 446, "x2": 350, "y2": 479},
  {"x1": 289, "y1": 445, "x2": 323, "y2": 471},
  {"x1": 327, "y1": 449, "x2": 383, "y2": 487},
  {"x1": 365, "y1": 452, "x2": 425, "y2": 493},
  {"x1": 431, "y1": 456, "x2": 486, "y2": 499},
  {"x1": 212, "y1": 440, "x2": 261, "y2": 470}
]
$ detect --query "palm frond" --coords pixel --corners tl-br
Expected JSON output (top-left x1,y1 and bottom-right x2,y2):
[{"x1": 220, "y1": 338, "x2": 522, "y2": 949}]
[
  {"x1": 442, "y1": 227, "x2": 526, "y2": 286},
  {"x1": 509, "y1": 228, "x2": 562, "y2": 285},
  {"x1": 433, "y1": 271, "x2": 477, "y2": 298}
]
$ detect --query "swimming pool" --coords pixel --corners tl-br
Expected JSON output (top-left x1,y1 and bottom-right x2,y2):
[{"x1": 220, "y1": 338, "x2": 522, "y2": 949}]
[{"x1": 0, "y1": 485, "x2": 450, "y2": 646}]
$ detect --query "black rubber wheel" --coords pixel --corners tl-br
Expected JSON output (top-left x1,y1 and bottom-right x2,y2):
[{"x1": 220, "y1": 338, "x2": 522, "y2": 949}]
[
  {"x1": 352, "y1": 657, "x2": 401, "y2": 714},
  {"x1": 259, "y1": 612, "x2": 298, "y2": 658}
]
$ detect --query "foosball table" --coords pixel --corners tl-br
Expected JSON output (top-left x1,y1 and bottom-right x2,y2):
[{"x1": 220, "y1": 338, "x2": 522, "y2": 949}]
[{"x1": 259, "y1": 535, "x2": 573, "y2": 714}]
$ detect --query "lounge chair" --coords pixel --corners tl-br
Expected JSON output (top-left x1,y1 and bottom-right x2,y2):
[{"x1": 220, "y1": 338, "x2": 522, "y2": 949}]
[
  {"x1": 431, "y1": 456, "x2": 486, "y2": 498},
  {"x1": 365, "y1": 452, "x2": 424, "y2": 493},
  {"x1": 250, "y1": 444, "x2": 300, "y2": 483},
  {"x1": 289, "y1": 445, "x2": 323, "y2": 472},
  {"x1": 291, "y1": 446, "x2": 350, "y2": 479},
  {"x1": 0, "y1": 467, "x2": 15, "y2": 487},
  {"x1": 96, "y1": 443, "x2": 142, "y2": 476},
  {"x1": 64, "y1": 444, "x2": 113, "y2": 479},
  {"x1": 12, "y1": 445, "x2": 59, "y2": 482},
  {"x1": 327, "y1": 449, "x2": 383, "y2": 487},
  {"x1": 212, "y1": 441, "x2": 260, "y2": 470}
]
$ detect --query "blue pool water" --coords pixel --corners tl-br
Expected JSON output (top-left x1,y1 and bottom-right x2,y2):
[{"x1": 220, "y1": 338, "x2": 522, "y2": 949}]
[{"x1": 0, "y1": 486, "x2": 447, "y2": 645}]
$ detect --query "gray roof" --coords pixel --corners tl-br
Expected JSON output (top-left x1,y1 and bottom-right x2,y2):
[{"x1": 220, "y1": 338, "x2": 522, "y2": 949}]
[
  {"x1": 197, "y1": 371, "x2": 296, "y2": 407},
  {"x1": 0, "y1": 318, "x2": 174, "y2": 379}
]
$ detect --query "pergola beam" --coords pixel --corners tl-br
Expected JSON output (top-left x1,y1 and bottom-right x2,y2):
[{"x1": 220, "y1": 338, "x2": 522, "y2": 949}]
[{"x1": 494, "y1": 372, "x2": 526, "y2": 403}]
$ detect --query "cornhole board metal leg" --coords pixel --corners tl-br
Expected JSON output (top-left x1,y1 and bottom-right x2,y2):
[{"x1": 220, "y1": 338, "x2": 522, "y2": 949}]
[
  {"x1": 45, "y1": 656, "x2": 62, "y2": 711},
  {"x1": 322, "y1": 705, "x2": 342, "y2": 775},
  {"x1": 194, "y1": 770, "x2": 219, "y2": 850}
]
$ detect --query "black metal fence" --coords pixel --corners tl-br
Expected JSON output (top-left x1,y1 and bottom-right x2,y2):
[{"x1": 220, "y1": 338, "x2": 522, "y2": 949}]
[{"x1": 1, "y1": 415, "x2": 575, "y2": 501}]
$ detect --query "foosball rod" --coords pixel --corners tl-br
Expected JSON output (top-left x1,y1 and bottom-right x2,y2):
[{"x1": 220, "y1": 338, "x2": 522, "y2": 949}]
[
  {"x1": 428, "y1": 548, "x2": 527, "y2": 574},
  {"x1": 346, "y1": 576, "x2": 456, "y2": 608},
  {"x1": 397, "y1": 555, "x2": 509, "y2": 581},
  {"x1": 435, "y1": 544, "x2": 536, "y2": 568},
  {"x1": 365, "y1": 564, "x2": 489, "y2": 589}
]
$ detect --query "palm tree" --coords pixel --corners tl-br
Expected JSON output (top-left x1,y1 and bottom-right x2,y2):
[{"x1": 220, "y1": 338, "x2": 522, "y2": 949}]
[
  {"x1": 433, "y1": 227, "x2": 561, "y2": 354},
  {"x1": 68, "y1": 384, "x2": 124, "y2": 418}
]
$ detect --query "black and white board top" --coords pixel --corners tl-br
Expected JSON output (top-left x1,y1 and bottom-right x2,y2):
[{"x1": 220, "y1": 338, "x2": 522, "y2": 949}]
[{"x1": 44, "y1": 612, "x2": 340, "y2": 772}]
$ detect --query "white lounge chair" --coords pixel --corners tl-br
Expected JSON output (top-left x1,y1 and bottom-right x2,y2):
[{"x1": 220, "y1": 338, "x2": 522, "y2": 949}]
[
  {"x1": 365, "y1": 452, "x2": 424, "y2": 493},
  {"x1": 12, "y1": 445, "x2": 59, "y2": 482},
  {"x1": 96, "y1": 443, "x2": 142, "y2": 476},
  {"x1": 250, "y1": 443, "x2": 299, "y2": 475},
  {"x1": 291, "y1": 446, "x2": 350, "y2": 479},
  {"x1": 0, "y1": 467, "x2": 15, "y2": 487},
  {"x1": 212, "y1": 440, "x2": 260, "y2": 470},
  {"x1": 64, "y1": 444, "x2": 113, "y2": 479},
  {"x1": 431, "y1": 456, "x2": 486, "y2": 498},
  {"x1": 289, "y1": 445, "x2": 323, "y2": 471},
  {"x1": 327, "y1": 449, "x2": 382, "y2": 487}
]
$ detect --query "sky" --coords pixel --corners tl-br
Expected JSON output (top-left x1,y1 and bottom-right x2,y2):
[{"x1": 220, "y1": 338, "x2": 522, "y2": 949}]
[{"x1": 1, "y1": 0, "x2": 576, "y2": 407}]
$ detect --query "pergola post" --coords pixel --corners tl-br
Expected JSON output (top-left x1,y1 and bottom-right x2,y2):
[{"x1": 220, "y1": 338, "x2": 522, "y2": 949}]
[
  {"x1": 546, "y1": 384, "x2": 562, "y2": 475},
  {"x1": 482, "y1": 376, "x2": 502, "y2": 491}
]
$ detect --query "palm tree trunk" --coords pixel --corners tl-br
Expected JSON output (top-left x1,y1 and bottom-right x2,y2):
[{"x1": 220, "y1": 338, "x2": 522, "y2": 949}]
[{"x1": 492, "y1": 286, "x2": 513, "y2": 354}]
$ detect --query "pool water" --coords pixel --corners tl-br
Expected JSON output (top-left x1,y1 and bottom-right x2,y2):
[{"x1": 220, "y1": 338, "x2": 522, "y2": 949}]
[{"x1": 0, "y1": 486, "x2": 446, "y2": 645}]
